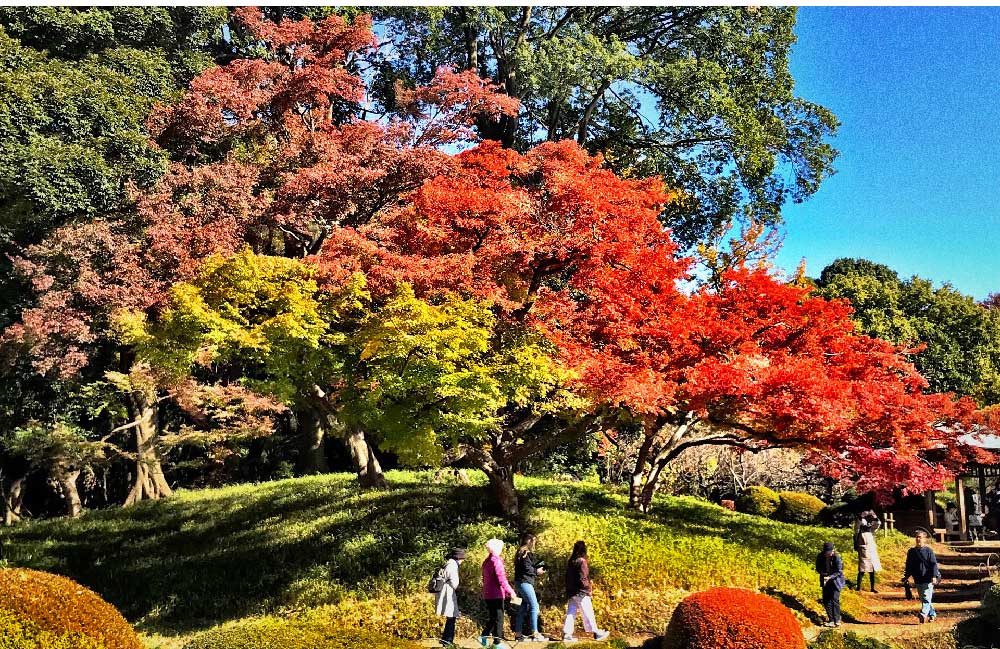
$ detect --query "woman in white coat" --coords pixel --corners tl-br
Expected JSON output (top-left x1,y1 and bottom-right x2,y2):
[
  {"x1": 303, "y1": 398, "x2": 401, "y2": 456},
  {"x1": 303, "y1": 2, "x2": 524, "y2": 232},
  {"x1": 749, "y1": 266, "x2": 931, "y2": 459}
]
[
  {"x1": 436, "y1": 547, "x2": 466, "y2": 646},
  {"x1": 855, "y1": 513, "x2": 882, "y2": 592}
]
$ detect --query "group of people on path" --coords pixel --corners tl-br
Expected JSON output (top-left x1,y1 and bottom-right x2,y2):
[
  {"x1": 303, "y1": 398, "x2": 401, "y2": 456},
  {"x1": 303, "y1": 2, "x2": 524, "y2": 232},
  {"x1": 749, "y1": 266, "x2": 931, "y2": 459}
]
[
  {"x1": 433, "y1": 533, "x2": 610, "y2": 647},
  {"x1": 816, "y1": 511, "x2": 942, "y2": 627}
]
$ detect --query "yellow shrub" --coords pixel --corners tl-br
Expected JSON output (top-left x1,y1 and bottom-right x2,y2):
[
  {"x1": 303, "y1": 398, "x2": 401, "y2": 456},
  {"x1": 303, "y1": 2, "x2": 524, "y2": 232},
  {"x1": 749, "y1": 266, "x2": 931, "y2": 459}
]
[
  {"x1": 0, "y1": 568, "x2": 141, "y2": 649},
  {"x1": 182, "y1": 616, "x2": 423, "y2": 649},
  {"x1": 776, "y1": 492, "x2": 827, "y2": 525},
  {"x1": 0, "y1": 608, "x2": 107, "y2": 649}
]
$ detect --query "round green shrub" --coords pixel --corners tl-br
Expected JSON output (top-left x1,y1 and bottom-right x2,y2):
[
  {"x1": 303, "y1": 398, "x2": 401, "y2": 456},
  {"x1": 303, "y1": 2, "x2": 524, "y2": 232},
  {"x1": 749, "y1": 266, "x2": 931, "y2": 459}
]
[
  {"x1": 0, "y1": 568, "x2": 141, "y2": 649},
  {"x1": 776, "y1": 491, "x2": 827, "y2": 525},
  {"x1": 181, "y1": 616, "x2": 423, "y2": 649},
  {"x1": 736, "y1": 486, "x2": 781, "y2": 518},
  {"x1": 808, "y1": 630, "x2": 895, "y2": 649}
]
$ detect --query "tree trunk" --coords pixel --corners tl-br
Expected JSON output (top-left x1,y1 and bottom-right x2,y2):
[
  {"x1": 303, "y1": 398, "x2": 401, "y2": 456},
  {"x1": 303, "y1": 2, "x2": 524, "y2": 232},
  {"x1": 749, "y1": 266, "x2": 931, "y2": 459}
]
[
  {"x1": 345, "y1": 427, "x2": 386, "y2": 489},
  {"x1": 487, "y1": 468, "x2": 519, "y2": 518},
  {"x1": 298, "y1": 409, "x2": 330, "y2": 475},
  {"x1": 124, "y1": 397, "x2": 173, "y2": 506},
  {"x1": 3, "y1": 475, "x2": 25, "y2": 526},
  {"x1": 57, "y1": 469, "x2": 82, "y2": 518},
  {"x1": 638, "y1": 462, "x2": 667, "y2": 513},
  {"x1": 628, "y1": 433, "x2": 657, "y2": 510}
]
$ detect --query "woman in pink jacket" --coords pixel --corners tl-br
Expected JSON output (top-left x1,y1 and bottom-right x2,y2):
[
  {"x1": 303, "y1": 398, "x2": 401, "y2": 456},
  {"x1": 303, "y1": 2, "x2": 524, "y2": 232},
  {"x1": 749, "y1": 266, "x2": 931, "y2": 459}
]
[{"x1": 479, "y1": 538, "x2": 516, "y2": 649}]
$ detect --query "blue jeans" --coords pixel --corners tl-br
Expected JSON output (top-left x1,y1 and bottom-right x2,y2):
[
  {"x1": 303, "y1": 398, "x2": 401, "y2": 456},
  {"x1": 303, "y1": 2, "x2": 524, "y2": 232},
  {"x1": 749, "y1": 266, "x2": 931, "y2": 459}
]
[
  {"x1": 514, "y1": 582, "x2": 539, "y2": 635},
  {"x1": 916, "y1": 582, "x2": 936, "y2": 618}
]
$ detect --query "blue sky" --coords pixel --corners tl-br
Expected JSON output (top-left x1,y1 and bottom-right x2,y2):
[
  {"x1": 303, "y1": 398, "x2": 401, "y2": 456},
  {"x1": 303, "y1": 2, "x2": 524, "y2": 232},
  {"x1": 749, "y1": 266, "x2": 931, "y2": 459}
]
[{"x1": 774, "y1": 7, "x2": 1000, "y2": 299}]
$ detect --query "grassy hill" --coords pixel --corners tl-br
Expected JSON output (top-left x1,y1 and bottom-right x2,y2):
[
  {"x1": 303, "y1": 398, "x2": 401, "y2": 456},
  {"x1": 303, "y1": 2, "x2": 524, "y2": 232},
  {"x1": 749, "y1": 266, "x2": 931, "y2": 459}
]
[{"x1": 0, "y1": 471, "x2": 911, "y2": 648}]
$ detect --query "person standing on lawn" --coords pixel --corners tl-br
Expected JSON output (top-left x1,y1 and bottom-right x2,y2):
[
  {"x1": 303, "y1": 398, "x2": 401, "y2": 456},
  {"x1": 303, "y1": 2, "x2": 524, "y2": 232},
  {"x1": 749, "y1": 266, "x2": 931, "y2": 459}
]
[
  {"x1": 480, "y1": 539, "x2": 516, "y2": 649},
  {"x1": 902, "y1": 530, "x2": 942, "y2": 623},
  {"x1": 855, "y1": 512, "x2": 882, "y2": 592},
  {"x1": 563, "y1": 540, "x2": 611, "y2": 642},
  {"x1": 436, "y1": 547, "x2": 466, "y2": 647},
  {"x1": 513, "y1": 532, "x2": 547, "y2": 642},
  {"x1": 815, "y1": 541, "x2": 845, "y2": 627}
]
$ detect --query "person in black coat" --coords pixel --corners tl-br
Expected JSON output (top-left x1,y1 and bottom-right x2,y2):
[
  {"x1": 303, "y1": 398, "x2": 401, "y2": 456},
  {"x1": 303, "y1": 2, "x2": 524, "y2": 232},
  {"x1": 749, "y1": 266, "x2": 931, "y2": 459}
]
[
  {"x1": 815, "y1": 541, "x2": 846, "y2": 627},
  {"x1": 902, "y1": 530, "x2": 942, "y2": 623}
]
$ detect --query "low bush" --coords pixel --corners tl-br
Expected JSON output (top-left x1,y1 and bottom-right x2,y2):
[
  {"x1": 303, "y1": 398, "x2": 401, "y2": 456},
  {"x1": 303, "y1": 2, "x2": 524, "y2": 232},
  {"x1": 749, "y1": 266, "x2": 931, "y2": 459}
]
[
  {"x1": 0, "y1": 608, "x2": 106, "y2": 649},
  {"x1": 981, "y1": 580, "x2": 1000, "y2": 627},
  {"x1": 662, "y1": 587, "x2": 805, "y2": 649},
  {"x1": 809, "y1": 630, "x2": 895, "y2": 649},
  {"x1": 182, "y1": 616, "x2": 422, "y2": 649},
  {"x1": 736, "y1": 486, "x2": 781, "y2": 518},
  {"x1": 0, "y1": 568, "x2": 141, "y2": 649},
  {"x1": 777, "y1": 492, "x2": 828, "y2": 525}
]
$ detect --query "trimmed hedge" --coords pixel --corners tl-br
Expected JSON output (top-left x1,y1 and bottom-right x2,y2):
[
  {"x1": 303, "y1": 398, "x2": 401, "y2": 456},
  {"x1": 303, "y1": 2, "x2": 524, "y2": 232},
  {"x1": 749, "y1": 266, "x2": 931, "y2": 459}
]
[
  {"x1": 662, "y1": 587, "x2": 805, "y2": 649},
  {"x1": 0, "y1": 568, "x2": 141, "y2": 649},
  {"x1": 0, "y1": 608, "x2": 106, "y2": 649},
  {"x1": 181, "y1": 616, "x2": 423, "y2": 649},
  {"x1": 736, "y1": 486, "x2": 781, "y2": 518},
  {"x1": 809, "y1": 630, "x2": 895, "y2": 649},
  {"x1": 777, "y1": 492, "x2": 827, "y2": 525}
]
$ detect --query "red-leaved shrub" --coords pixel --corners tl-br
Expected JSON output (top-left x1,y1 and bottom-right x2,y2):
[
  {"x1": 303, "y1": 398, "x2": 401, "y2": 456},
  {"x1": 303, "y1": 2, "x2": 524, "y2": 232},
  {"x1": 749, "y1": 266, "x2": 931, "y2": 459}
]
[{"x1": 663, "y1": 587, "x2": 804, "y2": 649}]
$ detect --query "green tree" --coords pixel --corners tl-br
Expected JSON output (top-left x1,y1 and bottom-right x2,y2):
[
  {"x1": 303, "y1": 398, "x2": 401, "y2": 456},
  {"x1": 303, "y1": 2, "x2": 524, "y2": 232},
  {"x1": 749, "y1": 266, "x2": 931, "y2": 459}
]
[
  {"x1": 816, "y1": 258, "x2": 1000, "y2": 405},
  {"x1": 372, "y1": 6, "x2": 838, "y2": 247}
]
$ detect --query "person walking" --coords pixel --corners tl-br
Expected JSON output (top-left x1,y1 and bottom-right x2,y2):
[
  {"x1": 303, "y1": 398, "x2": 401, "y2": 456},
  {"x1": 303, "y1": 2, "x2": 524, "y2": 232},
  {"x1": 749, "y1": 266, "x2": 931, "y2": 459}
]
[
  {"x1": 968, "y1": 497, "x2": 988, "y2": 542},
  {"x1": 943, "y1": 502, "x2": 960, "y2": 537},
  {"x1": 855, "y1": 513, "x2": 882, "y2": 592},
  {"x1": 513, "y1": 533, "x2": 547, "y2": 642},
  {"x1": 436, "y1": 548, "x2": 466, "y2": 647},
  {"x1": 563, "y1": 541, "x2": 610, "y2": 642},
  {"x1": 480, "y1": 539, "x2": 516, "y2": 649},
  {"x1": 815, "y1": 541, "x2": 845, "y2": 627},
  {"x1": 902, "y1": 530, "x2": 942, "y2": 623}
]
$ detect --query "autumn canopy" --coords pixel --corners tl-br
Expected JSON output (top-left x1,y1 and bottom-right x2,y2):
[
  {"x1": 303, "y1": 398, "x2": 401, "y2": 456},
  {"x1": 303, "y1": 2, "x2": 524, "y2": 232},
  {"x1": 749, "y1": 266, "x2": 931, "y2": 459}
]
[{"x1": 0, "y1": 8, "x2": 982, "y2": 518}]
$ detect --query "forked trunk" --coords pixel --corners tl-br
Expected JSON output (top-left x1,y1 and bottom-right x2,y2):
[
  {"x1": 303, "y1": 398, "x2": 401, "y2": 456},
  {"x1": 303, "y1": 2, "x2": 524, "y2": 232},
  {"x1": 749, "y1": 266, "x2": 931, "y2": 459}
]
[
  {"x1": 346, "y1": 427, "x2": 386, "y2": 489},
  {"x1": 56, "y1": 469, "x2": 82, "y2": 518},
  {"x1": 124, "y1": 398, "x2": 173, "y2": 506},
  {"x1": 3, "y1": 476, "x2": 25, "y2": 526},
  {"x1": 628, "y1": 433, "x2": 657, "y2": 511}
]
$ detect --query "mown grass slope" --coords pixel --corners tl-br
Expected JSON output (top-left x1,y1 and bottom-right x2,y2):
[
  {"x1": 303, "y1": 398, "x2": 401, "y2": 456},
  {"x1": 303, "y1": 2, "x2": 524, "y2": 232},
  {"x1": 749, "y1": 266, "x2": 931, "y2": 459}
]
[{"x1": 0, "y1": 471, "x2": 910, "y2": 648}]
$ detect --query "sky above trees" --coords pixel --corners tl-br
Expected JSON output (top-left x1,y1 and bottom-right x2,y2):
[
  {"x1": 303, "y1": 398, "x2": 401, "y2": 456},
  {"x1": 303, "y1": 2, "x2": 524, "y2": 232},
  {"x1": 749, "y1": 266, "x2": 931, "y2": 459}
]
[{"x1": 777, "y1": 7, "x2": 1000, "y2": 300}]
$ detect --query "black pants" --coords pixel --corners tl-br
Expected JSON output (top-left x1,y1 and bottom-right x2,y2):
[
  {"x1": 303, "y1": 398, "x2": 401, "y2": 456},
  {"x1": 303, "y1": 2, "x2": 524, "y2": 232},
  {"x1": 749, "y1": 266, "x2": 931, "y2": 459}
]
[
  {"x1": 822, "y1": 581, "x2": 842, "y2": 624},
  {"x1": 482, "y1": 598, "x2": 505, "y2": 640},
  {"x1": 442, "y1": 617, "x2": 456, "y2": 643},
  {"x1": 857, "y1": 571, "x2": 876, "y2": 591}
]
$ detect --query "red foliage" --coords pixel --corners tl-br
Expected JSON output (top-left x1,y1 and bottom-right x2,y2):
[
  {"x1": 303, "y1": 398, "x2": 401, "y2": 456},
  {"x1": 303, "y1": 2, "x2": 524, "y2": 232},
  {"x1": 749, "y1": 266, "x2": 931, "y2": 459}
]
[{"x1": 663, "y1": 587, "x2": 805, "y2": 649}]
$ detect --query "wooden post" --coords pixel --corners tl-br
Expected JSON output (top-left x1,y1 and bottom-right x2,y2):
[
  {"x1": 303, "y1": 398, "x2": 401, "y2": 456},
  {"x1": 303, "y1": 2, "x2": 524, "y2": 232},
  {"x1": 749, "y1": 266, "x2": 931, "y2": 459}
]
[
  {"x1": 957, "y1": 476, "x2": 968, "y2": 540},
  {"x1": 980, "y1": 467, "x2": 988, "y2": 509},
  {"x1": 925, "y1": 490, "x2": 936, "y2": 528}
]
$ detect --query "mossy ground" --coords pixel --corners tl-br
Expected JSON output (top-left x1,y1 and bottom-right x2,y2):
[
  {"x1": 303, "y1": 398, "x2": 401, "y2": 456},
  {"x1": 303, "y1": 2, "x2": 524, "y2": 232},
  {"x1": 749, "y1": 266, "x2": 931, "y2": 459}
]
[{"x1": 0, "y1": 471, "x2": 914, "y2": 648}]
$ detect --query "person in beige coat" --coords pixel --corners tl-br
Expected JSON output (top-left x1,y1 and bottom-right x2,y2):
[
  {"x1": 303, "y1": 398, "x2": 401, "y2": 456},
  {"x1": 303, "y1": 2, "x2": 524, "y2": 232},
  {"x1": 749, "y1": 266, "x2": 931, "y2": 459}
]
[
  {"x1": 855, "y1": 512, "x2": 882, "y2": 592},
  {"x1": 436, "y1": 548, "x2": 466, "y2": 646}
]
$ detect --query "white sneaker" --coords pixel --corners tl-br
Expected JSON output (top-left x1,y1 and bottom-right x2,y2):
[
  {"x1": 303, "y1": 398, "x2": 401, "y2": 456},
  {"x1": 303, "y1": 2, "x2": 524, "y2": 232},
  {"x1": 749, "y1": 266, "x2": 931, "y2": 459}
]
[
  {"x1": 529, "y1": 632, "x2": 548, "y2": 642},
  {"x1": 594, "y1": 630, "x2": 610, "y2": 641},
  {"x1": 562, "y1": 637, "x2": 578, "y2": 643}
]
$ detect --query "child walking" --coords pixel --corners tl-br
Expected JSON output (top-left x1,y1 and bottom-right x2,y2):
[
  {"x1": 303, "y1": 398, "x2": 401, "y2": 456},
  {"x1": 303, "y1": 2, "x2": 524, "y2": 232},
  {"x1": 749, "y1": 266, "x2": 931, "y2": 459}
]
[{"x1": 563, "y1": 541, "x2": 610, "y2": 642}]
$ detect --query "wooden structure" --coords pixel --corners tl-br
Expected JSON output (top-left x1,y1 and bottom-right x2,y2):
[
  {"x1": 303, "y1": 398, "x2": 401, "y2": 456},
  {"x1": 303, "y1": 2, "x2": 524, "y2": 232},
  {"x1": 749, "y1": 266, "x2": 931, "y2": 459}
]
[{"x1": 922, "y1": 434, "x2": 1000, "y2": 541}]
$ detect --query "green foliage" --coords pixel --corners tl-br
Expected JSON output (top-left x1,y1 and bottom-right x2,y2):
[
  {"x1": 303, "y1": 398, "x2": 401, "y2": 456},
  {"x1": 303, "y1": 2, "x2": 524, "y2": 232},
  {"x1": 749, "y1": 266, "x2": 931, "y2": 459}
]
[
  {"x1": 181, "y1": 617, "x2": 421, "y2": 649},
  {"x1": 374, "y1": 7, "x2": 838, "y2": 248},
  {"x1": 980, "y1": 579, "x2": 1000, "y2": 628},
  {"x1": 0, "y1": 472, "x2": 911, "y2": 645},
  {"x1": 809, "y1": 630, "x2": 896, "y2": 649},
  {"x1": 0, "y1": 608, "x2": 107, "y2": 649},
  {"x1": 736, "y1": 485, "x2": 781, "y2": 518},
  {"x1": 776, "y1": 491, "x2": 827, "y2": 525},
  {"x1": 816, "y1": 258, "x2": 1000, "y2": 405}
]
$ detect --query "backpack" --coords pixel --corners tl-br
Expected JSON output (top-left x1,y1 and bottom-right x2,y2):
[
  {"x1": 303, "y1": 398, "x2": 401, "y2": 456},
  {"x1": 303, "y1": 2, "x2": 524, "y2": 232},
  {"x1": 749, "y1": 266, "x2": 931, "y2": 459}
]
[{"x1": 427, "y1": 563, "x2": 448, "y2": 593}]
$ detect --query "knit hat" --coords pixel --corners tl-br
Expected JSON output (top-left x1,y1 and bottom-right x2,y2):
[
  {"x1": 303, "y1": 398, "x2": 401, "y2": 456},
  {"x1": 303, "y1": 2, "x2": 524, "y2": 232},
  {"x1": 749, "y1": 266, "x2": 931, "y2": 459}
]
[
  {"x1": 822, "y1": 541, "x2": 835, "y2": 552},
  {"x1": 486, "y1": 538, "x2": 504, "y2": 555}
]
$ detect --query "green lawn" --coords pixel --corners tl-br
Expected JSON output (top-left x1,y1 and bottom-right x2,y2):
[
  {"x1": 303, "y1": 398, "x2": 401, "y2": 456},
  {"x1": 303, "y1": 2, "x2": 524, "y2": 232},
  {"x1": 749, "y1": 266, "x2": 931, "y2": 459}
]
[{"x1": 0, "y1": 471, "x2": 911, "y2": 648}]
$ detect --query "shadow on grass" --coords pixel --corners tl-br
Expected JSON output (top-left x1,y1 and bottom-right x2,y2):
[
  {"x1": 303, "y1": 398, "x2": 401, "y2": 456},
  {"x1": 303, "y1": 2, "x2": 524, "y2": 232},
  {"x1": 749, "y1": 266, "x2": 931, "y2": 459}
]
[{"x1": 0, "y1": 474, "x2": 503, "y2": 637}]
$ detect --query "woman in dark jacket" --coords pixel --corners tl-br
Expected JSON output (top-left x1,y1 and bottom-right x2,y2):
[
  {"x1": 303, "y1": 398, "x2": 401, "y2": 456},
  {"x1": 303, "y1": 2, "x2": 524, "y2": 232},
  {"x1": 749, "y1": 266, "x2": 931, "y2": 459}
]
[
  {"x1": 562, "y1": 541, "x2": 610, "y2": 642},
  {"x1": 513, "y1": 533, "x2": 546, "y2": 641},
  {"x1": 816, "y1": 541, "x2": 846, "y2": 627}
]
